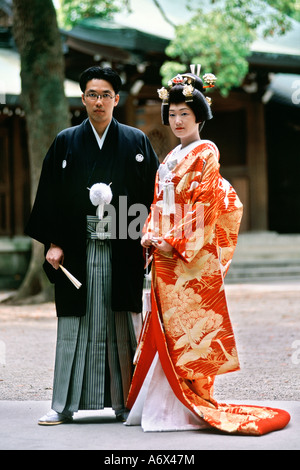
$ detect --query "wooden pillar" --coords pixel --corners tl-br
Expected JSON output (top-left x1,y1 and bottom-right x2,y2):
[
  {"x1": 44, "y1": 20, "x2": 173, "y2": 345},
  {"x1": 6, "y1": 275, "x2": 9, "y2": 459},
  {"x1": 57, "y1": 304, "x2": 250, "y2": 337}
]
[
  {"x1": 0, "y1": 126, "x2": 10, "y2": 235},
  {"x1": 247, "y1": 101, "x2": 268, "y2": 231},
  {"x1": 124, "y1": 94, "x2": 136, "y2": 127}
]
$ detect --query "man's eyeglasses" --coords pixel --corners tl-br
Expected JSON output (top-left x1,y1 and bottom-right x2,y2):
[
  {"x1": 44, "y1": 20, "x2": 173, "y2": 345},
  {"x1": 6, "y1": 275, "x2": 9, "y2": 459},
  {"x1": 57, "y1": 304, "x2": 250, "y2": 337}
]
[{"x1": 84, "y1": 92, "x2": 116, "y2": 102}]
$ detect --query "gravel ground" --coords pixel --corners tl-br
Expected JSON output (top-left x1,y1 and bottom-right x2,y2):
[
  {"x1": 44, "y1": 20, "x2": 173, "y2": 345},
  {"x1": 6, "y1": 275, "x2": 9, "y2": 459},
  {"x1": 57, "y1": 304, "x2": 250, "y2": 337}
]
[{"x1": 0, "y1": 281, "x2": 300, "y2": 402}]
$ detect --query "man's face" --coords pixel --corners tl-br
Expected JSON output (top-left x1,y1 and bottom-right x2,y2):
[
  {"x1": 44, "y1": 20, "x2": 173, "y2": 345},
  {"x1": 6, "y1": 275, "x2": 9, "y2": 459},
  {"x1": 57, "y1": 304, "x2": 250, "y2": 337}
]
[{"x1": 81, "y1": 78, "x2": 119, "y2": 129}]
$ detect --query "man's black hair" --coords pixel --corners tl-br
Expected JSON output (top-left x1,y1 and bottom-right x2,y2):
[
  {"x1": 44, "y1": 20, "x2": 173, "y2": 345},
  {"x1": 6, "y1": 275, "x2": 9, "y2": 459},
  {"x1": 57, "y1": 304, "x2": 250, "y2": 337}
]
[{"x1": 79, "y1": 66, "x2": 122, "y2": 94}]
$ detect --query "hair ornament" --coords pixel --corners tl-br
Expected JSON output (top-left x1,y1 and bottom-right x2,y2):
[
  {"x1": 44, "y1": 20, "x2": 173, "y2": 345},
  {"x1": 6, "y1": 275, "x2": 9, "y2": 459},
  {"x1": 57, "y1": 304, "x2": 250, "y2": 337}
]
[
  {"x1": 203, "y1": 73, "x2": 217, "y2": 88},
  {"x1": 170, "y1": 74, "x2": 185, "y2": 85},
  {"x1": 182, "y1": 84, "x2": 194, "y2": 102},
  {"x1": 157, "y1": 73, "x2": 196, "y2": 105},
  {"x1": 157, "y1": 86, "x2": 169, "y2": 104},
  {"x1": 190, "y1": 64, "x2": 201, "y2": 76},
  {"x1": 157, "y1": 65, "x2": 217, "y2": 105}
]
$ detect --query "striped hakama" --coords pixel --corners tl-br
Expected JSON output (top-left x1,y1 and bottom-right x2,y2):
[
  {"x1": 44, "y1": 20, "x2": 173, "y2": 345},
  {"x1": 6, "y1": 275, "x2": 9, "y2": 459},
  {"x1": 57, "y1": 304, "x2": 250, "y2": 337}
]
[{"x1": 51, "y1": 216, "x2": 141, "y2": 415}]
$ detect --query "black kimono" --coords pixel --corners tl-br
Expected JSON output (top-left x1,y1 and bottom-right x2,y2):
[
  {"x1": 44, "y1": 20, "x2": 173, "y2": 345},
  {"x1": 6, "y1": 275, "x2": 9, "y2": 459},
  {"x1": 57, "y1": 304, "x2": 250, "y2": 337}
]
[{"x1": 25, "y1": 117, "x2": 159, "y2": 317}]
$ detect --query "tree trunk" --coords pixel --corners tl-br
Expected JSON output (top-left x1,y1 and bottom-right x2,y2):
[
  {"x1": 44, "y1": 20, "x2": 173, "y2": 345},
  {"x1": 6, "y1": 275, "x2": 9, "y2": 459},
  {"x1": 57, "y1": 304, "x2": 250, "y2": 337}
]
[{"x1": 7, "y1": 0, "x2": 70, "y2": 304}]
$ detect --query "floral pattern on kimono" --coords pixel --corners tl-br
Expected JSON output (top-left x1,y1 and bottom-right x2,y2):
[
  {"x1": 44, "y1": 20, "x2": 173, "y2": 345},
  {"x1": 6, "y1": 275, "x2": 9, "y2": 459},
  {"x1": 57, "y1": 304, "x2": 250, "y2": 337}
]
[
  {"x1": 127, "y1": 141, "x2": 290, "y2": 435},
  {"x1": 148, "y1": 141, "x2": 242, "y2": 380}
]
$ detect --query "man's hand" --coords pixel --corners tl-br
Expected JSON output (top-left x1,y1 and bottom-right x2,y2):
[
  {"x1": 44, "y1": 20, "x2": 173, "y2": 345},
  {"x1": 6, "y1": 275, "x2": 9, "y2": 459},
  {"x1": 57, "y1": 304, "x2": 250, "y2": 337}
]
[{"x1": 46, "y1": 244, "x2": 64, "y2": 270}]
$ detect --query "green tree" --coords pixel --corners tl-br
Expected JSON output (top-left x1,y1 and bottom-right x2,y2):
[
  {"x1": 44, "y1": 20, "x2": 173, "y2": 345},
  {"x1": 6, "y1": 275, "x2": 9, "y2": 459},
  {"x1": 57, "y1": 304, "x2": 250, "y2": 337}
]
[
  {"x1": 8, "y1": 0, "x2": 70, "y2": 304},
  {"x1": 161, "y1": 0, "x2": 296, "y2": 96},
  {"x1": 56, "y1": 0, "x2": 298, "y2": 97},
  {"x1": 267, "y1": 0, "x2": 300, "y2": 21},
  {"x1": 58, "y1": 0, "x2": 131, "y2": 29}
]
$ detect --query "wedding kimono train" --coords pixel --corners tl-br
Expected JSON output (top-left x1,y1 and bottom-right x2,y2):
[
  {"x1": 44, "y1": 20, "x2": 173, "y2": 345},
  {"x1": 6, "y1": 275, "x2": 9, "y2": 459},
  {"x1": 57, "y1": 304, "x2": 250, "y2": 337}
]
[{"x1": 126, "y1": 140, "x2": 290, "y2": 435}]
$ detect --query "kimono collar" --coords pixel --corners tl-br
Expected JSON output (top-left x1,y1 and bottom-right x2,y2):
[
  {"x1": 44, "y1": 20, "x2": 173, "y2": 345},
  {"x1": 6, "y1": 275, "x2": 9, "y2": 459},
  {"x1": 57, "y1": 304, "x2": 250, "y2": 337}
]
[{"x1": 89, "y1": 119, "x2": 112, "y2": 149}]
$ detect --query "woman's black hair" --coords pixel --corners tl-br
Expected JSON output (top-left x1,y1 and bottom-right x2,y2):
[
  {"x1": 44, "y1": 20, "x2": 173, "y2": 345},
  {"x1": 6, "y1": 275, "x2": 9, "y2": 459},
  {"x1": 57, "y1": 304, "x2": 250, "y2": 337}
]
[
  {"x1": 161, "y1": 73, "x2": 213, "y2": 126},
  {"x1": 79, "y1": 66, "x2": 122, "y2": 94}
]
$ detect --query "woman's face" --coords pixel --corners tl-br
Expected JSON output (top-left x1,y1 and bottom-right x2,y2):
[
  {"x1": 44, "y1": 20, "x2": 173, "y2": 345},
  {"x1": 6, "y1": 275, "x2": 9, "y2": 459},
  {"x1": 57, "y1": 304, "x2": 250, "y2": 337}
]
[{"x1": 168, "y1": 103, "x2": 200, "y2": 146}]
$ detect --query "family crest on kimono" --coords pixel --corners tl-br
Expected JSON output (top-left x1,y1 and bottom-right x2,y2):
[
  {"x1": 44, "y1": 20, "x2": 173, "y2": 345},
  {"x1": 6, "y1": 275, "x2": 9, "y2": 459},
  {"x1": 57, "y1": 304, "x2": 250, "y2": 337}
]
[{"x1": 125, "y1": 67, "x2": 290, "y2": 435}]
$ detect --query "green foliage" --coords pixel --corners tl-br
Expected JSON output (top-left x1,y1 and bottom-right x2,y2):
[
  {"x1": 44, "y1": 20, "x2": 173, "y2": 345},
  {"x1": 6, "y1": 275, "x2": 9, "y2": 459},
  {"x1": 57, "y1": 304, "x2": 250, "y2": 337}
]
[
  {"x1": 266, "y1": 0, "x2": 300, "y2": 22},
  {"x1": 162, "y1": 0, "x2": 294, "y2": 96},
  {"x1": 58, "y1": 0, "x2": 130, "y2": 29},
  {"x1": 54, "y1": 0, "x2": 297, "y2": 95}
]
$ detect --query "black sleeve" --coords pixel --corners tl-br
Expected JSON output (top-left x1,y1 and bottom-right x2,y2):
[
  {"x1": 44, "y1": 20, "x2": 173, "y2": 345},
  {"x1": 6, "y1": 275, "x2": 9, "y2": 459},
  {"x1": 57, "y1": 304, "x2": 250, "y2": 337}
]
[{"x1": 24, "y1": 135, "x2": 65, "y2": 248}]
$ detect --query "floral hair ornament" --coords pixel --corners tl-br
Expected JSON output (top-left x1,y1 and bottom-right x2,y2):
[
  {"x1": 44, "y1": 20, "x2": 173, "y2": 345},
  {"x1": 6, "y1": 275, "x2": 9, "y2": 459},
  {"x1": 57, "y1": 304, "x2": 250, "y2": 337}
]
[
  {"x1": 203, "y1": 73, "x2": 217, "y2": 88},
  {"x1": 157, "y1": 86, "x2": 169, "y2": 105},
  {"x1": 157, "y1": 64, "x2": 217, "y2": 105}
]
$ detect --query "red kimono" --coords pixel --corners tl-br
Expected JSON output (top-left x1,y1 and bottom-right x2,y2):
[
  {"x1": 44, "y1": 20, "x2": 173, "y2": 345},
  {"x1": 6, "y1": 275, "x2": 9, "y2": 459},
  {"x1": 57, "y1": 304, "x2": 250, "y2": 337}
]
[{"x1": 127, "y1": 140, "x2": 290, "y2": 435}]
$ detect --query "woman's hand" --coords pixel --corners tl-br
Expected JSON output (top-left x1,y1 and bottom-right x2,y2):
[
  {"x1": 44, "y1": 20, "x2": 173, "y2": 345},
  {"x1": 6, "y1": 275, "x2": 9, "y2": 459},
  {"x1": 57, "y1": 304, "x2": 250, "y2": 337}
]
[
  {"x1": 152, "y1": 238, "x2": 173, "y2": 253},
  {"x1": 141, "y1": 233, "x2": 155, "y2": 248},
  {"x1": 46, "y1": 243, "x2": 64, "y2": 270},
  {"x1": 141, "y1": 234, "x2": 173, "y2": 253}
]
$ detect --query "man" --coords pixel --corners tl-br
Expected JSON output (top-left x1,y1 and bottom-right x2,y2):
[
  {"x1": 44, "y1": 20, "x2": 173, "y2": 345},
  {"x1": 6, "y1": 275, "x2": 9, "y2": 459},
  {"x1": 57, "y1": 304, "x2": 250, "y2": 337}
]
[{"x1": 25, "y1": 66, "x2": 159, "y2": 424}]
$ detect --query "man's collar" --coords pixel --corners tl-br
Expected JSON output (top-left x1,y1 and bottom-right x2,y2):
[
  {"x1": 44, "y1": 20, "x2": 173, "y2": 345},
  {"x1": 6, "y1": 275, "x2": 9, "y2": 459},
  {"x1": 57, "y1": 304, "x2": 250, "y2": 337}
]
[{"x1": 89, "y1": 119, "x2": 112, "y2": 149}]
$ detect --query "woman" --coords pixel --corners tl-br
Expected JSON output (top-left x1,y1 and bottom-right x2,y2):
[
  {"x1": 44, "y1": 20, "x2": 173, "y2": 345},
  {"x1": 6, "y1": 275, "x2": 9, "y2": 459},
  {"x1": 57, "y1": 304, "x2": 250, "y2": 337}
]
[{"x1": 125, "y1": 69, "x2": 290, "y2": 435}]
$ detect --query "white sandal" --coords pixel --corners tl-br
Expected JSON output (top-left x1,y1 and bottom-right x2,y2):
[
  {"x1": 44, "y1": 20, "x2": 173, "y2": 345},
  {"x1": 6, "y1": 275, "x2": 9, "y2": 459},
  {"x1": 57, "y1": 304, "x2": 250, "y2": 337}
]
[{"x1": 38, "y1": 409, "x2": 73, "y2": 426}]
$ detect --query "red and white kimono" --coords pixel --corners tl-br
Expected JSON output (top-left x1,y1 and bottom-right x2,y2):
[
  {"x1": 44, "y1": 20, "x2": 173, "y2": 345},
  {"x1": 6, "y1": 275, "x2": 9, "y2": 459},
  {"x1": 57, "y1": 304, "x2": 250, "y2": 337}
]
[{"x1": 126, "y1": 140, "x2": 290, "y2": 435}]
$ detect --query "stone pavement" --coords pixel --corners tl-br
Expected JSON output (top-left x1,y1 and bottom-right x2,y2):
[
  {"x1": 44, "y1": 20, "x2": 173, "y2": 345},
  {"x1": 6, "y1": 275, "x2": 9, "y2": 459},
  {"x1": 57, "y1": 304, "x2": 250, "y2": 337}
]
[
  {"x1": 0, "y1": 400, "x2": 299, "y2": 451},
  {"x1": 0, "y1": 279, "x2": 300, "y2": 451}
]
